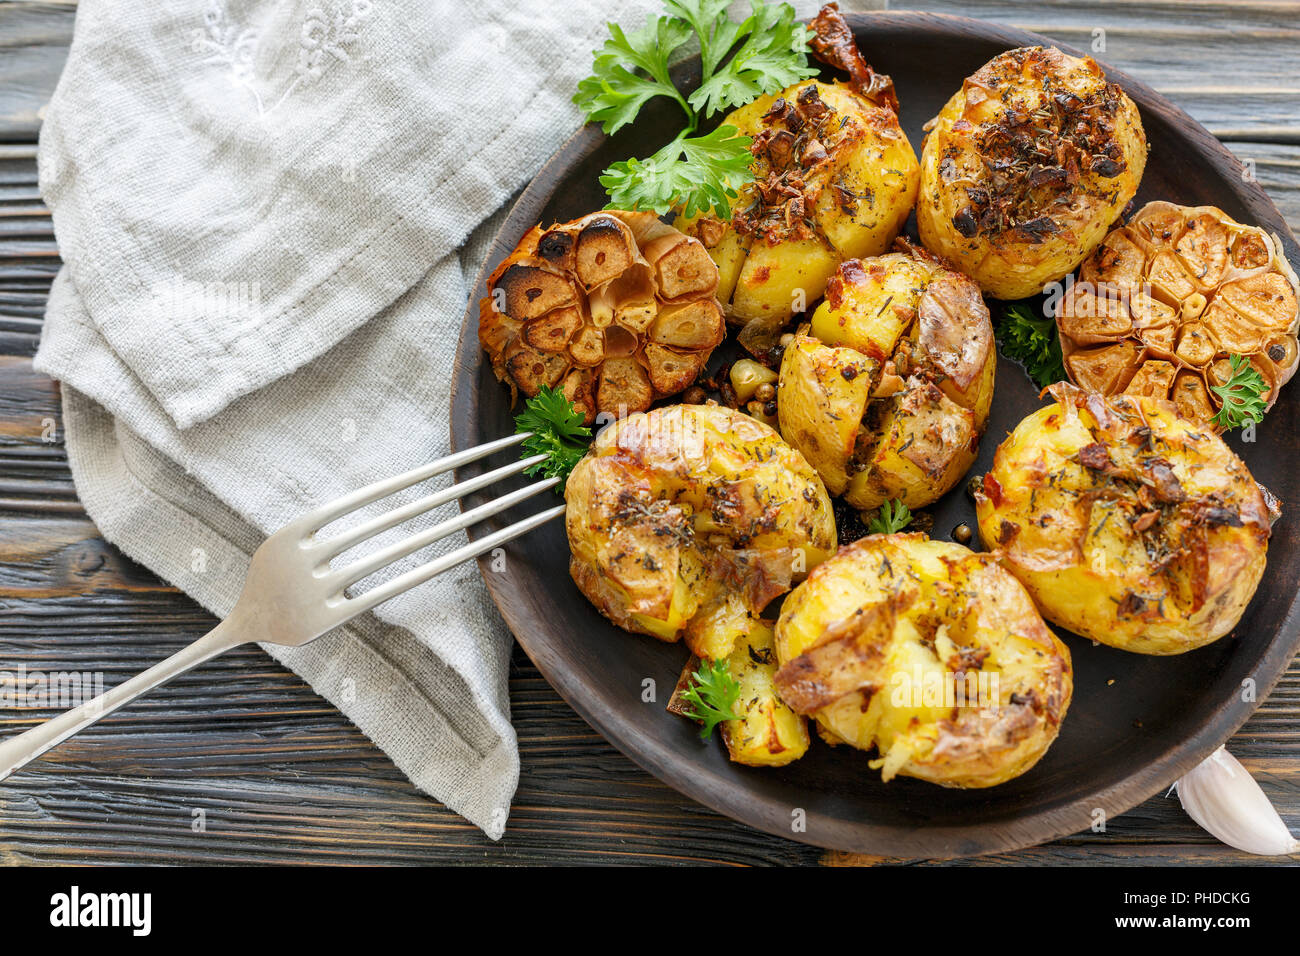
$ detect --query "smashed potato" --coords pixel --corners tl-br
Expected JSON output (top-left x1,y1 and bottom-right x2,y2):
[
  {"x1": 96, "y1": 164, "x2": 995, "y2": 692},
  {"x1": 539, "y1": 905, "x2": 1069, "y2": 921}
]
[
  {"x1": 773, "y1": 534, "x2": 1072, "y2": 788},
  {"x1": 975, "y1": 384, "x2": 1274, "y2": 655},
  {"x1": 480, "y1": 211, "x2": 724, "y2": 423},
  {"x1": 1059, "y1": 201, "x2": 1300, "y2": 424},
  {"x1": 777, "y1": 246, "x2": 995, "y2": 509},
  {"x1": 669, "y1": 620, "x2": 811, "y2": 767},
  {"x1": 565, "y1": 404, "x2": 836, "y2": 661},
  {"x1": 917, "y1": 46, "x2": 1147, "y2": 300},
  {"x1": 675, "y1": 8, "x2": 919, "y2": 353}
]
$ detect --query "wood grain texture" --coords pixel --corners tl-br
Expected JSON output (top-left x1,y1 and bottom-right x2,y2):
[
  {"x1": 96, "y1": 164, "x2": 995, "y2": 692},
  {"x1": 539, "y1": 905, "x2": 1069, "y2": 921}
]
[
  {"x1": 1, "y1": 0, "x2": 1298, "y2": 865},
  {"x1": 0, "y1": 2, "x2": 73, "y2": 142}
]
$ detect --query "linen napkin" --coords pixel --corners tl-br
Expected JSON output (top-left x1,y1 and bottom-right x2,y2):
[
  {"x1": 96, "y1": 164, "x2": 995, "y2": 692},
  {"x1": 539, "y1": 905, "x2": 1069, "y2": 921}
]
[{"x1": 34, "y1": 0, "x2": 874, "y2": 837}]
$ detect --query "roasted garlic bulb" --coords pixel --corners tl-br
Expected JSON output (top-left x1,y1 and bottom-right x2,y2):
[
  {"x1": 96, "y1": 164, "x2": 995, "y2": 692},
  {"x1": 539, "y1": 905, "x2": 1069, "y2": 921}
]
[
  {"x1": 777, "y1": 245, "x2": 995, "y2": 510},
  {"x1": 774, "y1": 534, "x2": 1073, "y2": 788},
  {"x1": 976, "y1": 384, "x2": 1274, "y2": 655},
  {"x1": 1058, "y1": 201, "x2": 1300, "y2": 425},
  {"x1": 479, "y1": 211, "x2": 724, "y2": 423},
  {"x1": 565, "y1": 404, "x2": 837, "y2": 661},
  {"x1": 675, "y1": 6, "x2": 919, "y2": 353},
  {"x1": 917, "y1": 46, "x2": 1148, "y2": 300}
]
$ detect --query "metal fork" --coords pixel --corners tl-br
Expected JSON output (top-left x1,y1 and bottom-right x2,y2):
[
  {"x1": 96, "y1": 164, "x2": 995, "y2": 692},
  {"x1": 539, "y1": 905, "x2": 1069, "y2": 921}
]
[{"x1": 0, "y1": 432, "x2": 565, "y2": 782}]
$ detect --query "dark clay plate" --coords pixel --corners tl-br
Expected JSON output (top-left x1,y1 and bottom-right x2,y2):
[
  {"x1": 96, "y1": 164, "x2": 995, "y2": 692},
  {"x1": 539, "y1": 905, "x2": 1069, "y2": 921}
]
[{"x1": 449, "y1": 11, "x2": 1300, "y2": 857}]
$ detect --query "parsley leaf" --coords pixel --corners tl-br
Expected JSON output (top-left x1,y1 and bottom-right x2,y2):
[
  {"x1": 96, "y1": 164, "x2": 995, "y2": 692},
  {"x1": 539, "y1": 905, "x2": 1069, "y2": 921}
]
[
  {"x1": 997, "y1": 303, "x2": 1068, "y2": 389},
  {"x1": 686, "y1": 0, "x2": 816, "y2": 118},
  {"x1": 866, "y1": 498, "x2": 912, "y2": 535},
  {"x1": 514, "y1": 385, "x2": 592, "y2": 488},
  {"x1": 577, "y1": 1, "x2": 813, "y2": 217},
  {"x1": 600, "y1": 125, "x2": 754, "y2": 218},
  {"x1": 573, "y1": 15, "x2": 693, "y2": 135},
  {"x1": 663, "y1": 0, "x2": 740, "y2": 77},
  {"x1": 1211, "y1": 353, "x2": 1269, "y2": 430},
  {"x1": 680, "y1": 657, "x2": 743, "y2": 740}
]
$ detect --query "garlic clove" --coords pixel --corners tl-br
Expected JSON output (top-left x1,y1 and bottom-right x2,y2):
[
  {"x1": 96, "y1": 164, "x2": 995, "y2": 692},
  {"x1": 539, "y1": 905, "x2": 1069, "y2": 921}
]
[{"x1": 1174, "y1": 746, "x2": 1300, "y2": 856}]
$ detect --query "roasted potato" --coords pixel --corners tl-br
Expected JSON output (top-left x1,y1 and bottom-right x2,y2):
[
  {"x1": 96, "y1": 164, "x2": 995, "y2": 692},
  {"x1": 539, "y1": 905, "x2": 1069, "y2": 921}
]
[
  {"x1": 1058, "y1": 201, "x2": 1300, "y2": 425},
  {"x1": 773, "y1": 534, "x2": 1072, "y2": 788},
  {"x1": 777, "y1": 247, "x2": 995, "y2": 509},
  {"x1": 917, "y1": 46, "x2": 1148, "y2": 300},
  {"x1": 669, "y1": 620, "x2": 811, "y2": 767},
  {"x1": 565, "y1": 404, "x2": 837, "y2": 661},
  {"x1": 674, "y1": 8, "x2": 919, "y2": 352},
  {"x1": 479, "y1": 211, "x2": 724, "y2": 423},
  {"x1": 975, "y1": 383, "x2": 1274, "y2": 655}
]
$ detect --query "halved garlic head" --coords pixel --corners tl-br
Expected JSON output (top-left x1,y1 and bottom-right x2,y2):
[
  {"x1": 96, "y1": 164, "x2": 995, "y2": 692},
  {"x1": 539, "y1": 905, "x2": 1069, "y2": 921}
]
[
  {"x1": 479, "y1": 211, "x2": 725, "y2": 423},
  {"x1": 1058, "y1": 201, "x2": 1300, "y2": 426}
]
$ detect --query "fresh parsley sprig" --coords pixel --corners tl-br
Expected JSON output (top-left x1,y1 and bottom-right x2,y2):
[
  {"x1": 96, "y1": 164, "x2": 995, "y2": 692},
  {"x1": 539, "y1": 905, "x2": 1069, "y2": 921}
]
[
  {"x1": 684, "y1": 0, "x2": 815, "y2": 117},
  {"x1": 866, "y1": 498, "x2": 911, "y2": 535},
  {"x1": 573, "y1": 15, "x2": 694, "y2": 135},
  {"x1": 575, "y1": 0, "x2": 815, "y2": 218},
  {"x1": 600, "y1": 125, "x2": 754, "y2": 219},
  {"x1": 514, "y1": 385, "x2": 592, "y2": 488},
  {"x1": 1211, "y1": 353, "x2": 1269, "y2": 431},
  {"x1": 664, "y1": 0, "x2": 740, "y2": 78},
  {"x1": 997, "y1": 303, "x2": 1068, "y2": 390},
  {"x1": 680, "y1": 657, "x2": 742, "y2": 740}
]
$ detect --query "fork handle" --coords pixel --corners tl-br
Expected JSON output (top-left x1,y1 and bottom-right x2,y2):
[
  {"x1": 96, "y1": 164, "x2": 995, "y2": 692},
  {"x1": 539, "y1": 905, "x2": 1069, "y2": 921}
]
[{"x1": 0, "y1": 620, "x2": 245, "y2": 782}]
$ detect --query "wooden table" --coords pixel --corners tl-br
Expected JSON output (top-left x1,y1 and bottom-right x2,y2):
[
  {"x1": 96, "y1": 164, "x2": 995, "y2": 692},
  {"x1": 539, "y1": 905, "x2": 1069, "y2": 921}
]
[{"x1": 1, "y1": 0, "x2": 1297, "y2": 866}]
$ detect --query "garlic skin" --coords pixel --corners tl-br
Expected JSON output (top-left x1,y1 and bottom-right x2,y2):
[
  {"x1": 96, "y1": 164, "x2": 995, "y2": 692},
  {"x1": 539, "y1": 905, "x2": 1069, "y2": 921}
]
[{"x1": 1175, "y1": 746, "x2": 1300, "y2": 856}]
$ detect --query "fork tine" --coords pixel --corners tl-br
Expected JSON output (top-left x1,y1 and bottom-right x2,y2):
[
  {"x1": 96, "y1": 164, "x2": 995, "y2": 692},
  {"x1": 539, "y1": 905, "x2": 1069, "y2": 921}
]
[
  {"x1": 312, "y1": 453, "x2": 549, "y2": 561},
  {"x1": 301, "y1": 431, "x2": 533, "y2": 532},
  {"x1": 339, "y1": 503, "x2": 567, "y2": 618},
  {"x1": 327, "y1": 476, "x2": 561, "y2": 591}
]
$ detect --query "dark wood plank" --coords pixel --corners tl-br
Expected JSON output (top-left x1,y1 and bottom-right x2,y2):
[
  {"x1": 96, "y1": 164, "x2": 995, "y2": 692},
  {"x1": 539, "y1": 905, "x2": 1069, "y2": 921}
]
[{"x1": 0, "y1": 2, "x2": 75, "y2": 142}]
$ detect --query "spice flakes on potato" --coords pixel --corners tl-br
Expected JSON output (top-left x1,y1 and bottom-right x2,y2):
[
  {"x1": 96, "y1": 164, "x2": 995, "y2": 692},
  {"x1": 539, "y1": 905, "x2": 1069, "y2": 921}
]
[{"x1": 975, "y1": 383, "x2": 1275, "y2": 655}]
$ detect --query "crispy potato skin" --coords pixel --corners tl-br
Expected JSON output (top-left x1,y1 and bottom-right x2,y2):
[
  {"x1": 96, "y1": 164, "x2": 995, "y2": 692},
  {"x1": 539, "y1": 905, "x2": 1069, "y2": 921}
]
[
  {"x1": 779, "y1": 334, "x2": 872, "y2": 495},
  {"x1": 675, "y1": 80, "x2": 920, "y2": 336},
  {"x1": 565, "y1": 405, "x2": 836, "y2": 659},
  {"x1": 774, "y1": 534, "x2": 1072, "y2": 788},
  {"x1": 975, "y1": 384, "x2": 1272, "y2": 654},
  {"x1": 665, "y1": 620, "x2": 810, "y2": 767},
  {"x1": 720, "y1": 620, "x2": 811, "y2": 767},
  {"x1": 917, "y1": 46, "x2": 1147, "y2": 300},
  {"x1": 777, "y1": 252, "x2": 996, "y2": 509}
]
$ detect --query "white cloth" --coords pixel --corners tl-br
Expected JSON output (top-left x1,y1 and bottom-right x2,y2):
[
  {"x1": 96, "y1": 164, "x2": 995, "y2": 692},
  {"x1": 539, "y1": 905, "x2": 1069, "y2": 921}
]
[{"x1": 33, "y1": 0, "x2": 871, "y2": 836}]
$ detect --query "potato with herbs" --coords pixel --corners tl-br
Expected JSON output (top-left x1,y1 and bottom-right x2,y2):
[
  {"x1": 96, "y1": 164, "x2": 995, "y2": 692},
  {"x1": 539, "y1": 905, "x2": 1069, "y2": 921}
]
[
  {"x1": 565, "y1": 404, "x2": 837, "y2": 662},
  {"x1": 773, "y1": 534, "x2": 1072, "y2": 788},
  {"x1": 917, "y1": 46, "x2": 1147, "y2": 300},
  {"x1": 675, "y1": 5, "x2": 919, "y2": 352},
  {"x1": 975, "y1": 383, "x2": 1275, "y2": 655},
  {"x1": 777, "y1": 245, "x2": 995, "y2": 510},
  {"x1": 669, "y1": 620, "x2": 811, "y2": 768},
  {"x1": 479, "y1": 211, "x2": 724, "y2": 423},
  {"x1": 1058, "y1": 200, "x2": 1300, "y2": 426}
]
